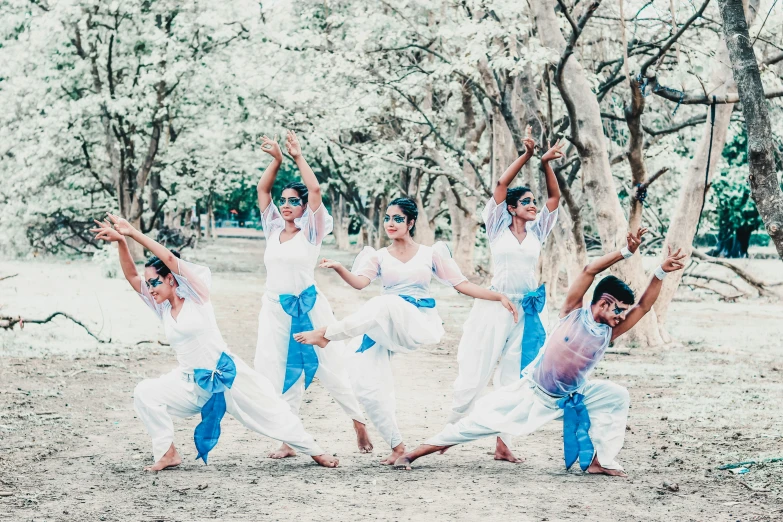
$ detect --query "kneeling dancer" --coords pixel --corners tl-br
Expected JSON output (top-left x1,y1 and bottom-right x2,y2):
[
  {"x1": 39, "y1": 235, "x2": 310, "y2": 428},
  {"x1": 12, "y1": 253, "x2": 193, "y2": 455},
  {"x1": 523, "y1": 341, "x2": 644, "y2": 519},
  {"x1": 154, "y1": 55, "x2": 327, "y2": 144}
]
[
  {"x1": 396, "y1": 228, "x2": 686, "y2": 476},
  {"x1": 92, "y1": 214, "x2": 338, "y2": 471}
]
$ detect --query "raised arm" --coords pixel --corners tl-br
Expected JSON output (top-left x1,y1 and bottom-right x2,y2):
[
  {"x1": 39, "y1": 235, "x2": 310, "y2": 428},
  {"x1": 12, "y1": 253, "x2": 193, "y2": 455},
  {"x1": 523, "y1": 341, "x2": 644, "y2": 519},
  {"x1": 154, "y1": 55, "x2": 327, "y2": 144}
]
[
  {"x1": 540, "y1": 140, "x2": 565, "y2": 211},
  {"x1": 493, "y1": 126, "x2": 535, "y2": 204},
  {"x1": 319, "y1": 258, "x2": 372, "y2": 290},
  {"x1": 560, "y1": 228, "x2": 647, "y2": 318},
  {"x1": 285, "y1": 130, "x2": 322, "y2": 211},
  {"x1": 453, "y1": 281, "x2": 518, "y2": 323},
  {"x1": 91, "y1": 219, "x2": 141, "y2": 292},
  {"x1": 257, "y1": 135, "x2": 283, "y2": 212},
  {"x1": 611, "y1": 247, "x2": 687, "y2": 340}
]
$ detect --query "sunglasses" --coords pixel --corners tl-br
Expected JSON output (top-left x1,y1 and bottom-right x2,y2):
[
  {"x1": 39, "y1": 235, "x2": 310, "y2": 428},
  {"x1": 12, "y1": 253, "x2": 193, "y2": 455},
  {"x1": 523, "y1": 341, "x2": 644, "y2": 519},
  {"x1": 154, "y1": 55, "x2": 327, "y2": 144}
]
[
  {"x1": 384, "y1": 215, "x2": 406, "y2": 224},
  {"x1": 278, "y1": 197, "x2": 302, "y2": 207},
  {"x1": 146, "y1": 276, "x2": 163, "y2": 289}
]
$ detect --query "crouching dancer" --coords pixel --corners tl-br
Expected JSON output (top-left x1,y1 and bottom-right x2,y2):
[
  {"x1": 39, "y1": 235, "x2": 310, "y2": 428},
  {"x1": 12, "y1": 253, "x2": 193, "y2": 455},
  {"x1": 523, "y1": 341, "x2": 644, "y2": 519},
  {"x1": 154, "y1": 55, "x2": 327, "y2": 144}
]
[
  {"x1": 92, "y1": 214, "x2": 339, "y2": 470},
  {"x1": 395, "y1": 228, "x2": 686, "y2": 476}
]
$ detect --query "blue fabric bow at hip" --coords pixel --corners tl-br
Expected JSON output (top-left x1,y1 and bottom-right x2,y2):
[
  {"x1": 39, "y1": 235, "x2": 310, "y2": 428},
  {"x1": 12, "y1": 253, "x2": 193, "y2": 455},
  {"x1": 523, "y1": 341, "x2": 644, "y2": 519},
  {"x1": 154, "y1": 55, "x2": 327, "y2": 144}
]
[
  {"x1": 279, "y1": 285, "x2": 319, "y2": 394},
  {"x1": 194, "y1": 352, "x2": 237, "y2": 464},
  {"x1": 556, "y1": 392, "x2": 595, "y2": 471},
  {"x1": 357, "y1": 295, "x2": 436, "y2": 353},
  {"x1": 520, "y1": 284, "x2": 547, "y2": 374}
]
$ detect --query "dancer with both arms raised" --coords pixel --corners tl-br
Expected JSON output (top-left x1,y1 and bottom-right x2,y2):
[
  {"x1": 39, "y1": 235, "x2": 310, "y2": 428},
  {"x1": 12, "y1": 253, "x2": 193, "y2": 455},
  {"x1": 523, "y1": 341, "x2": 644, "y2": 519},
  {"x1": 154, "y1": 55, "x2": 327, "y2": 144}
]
[
  {"x1": 448, "y1": 128, "x2": 565, "y2": 464},
  {"x1": 253, "y1": 131, "x2": 372, "y2": 460},
  {"x1": 396, "y1": 229, "x2": 686, "y2": 476},
  {"x1": 91, "y1": 214, "x2": 339, "y2": 471},
  {"x1": 294, "y1": 197, "x2": 518, "y2": 465}
]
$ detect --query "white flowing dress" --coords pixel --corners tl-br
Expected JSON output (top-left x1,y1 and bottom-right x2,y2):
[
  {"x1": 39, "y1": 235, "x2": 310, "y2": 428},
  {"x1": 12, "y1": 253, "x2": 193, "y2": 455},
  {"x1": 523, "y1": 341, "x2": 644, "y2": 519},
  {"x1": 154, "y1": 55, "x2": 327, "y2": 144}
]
[
  {"x1": 448, "y1": 197, "x2": 557, "y2": 429},
  {"x1": 324, "y1": 243, "x2": 467, "y2": 449},
  {"x1": 254, "y1": 202, "x2": 364, "y2": 424},
  {"x1": 133, "y1": 259, "x2": 324, "y2": 464},
  {"x1": 430, "y1": 308, "x2": 630, "y2": 471}
]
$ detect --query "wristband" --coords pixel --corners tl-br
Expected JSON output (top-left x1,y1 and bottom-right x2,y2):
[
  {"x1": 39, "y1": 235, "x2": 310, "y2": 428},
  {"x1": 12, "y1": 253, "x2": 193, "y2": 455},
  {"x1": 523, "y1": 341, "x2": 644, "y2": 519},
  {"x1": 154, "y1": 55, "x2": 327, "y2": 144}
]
[
  {"x1": 620, "y1": 246, "x2": 634, "y2": 259},
  {"x1": 653, "y1": 265, "x2": 667, "y2": 280}
]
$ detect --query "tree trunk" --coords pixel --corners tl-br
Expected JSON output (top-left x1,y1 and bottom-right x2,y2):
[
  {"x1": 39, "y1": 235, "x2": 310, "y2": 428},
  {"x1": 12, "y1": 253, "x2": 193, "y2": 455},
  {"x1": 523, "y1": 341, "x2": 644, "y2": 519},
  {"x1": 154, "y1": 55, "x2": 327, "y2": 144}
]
[
  {"x1": 533, "y1": 0, "x2": 664, "y2": 347},
  {"x1": 656, "y1": 0, "x2": 760, "y2": 325},
  {"x1": 718, "y1": 0, "x2": 783, "y2": 259},
  {"x1": 329, "y1": 186, "x2": 352, "y2": 250}
]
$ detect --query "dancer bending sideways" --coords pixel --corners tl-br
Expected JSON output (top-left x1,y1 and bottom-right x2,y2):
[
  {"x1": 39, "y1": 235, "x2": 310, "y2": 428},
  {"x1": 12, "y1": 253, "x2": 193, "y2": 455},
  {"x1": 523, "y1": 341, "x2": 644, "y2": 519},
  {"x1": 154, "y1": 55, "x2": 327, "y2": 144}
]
[
  {"x1": 253, "y1": 131, "x2": 371, "y2": 459},
  {"x1": 396, "y1": 229, "x2": 686, "y2": 477},
  {"x1": 91, "y1": 215, "x2": 339, "y2": 471},
  {"x1": 294, "y1": 197, "x2": 518, "y2": 465},
  {"x1": 449, "y1": 128, "x2": 565, "y2": 464}
]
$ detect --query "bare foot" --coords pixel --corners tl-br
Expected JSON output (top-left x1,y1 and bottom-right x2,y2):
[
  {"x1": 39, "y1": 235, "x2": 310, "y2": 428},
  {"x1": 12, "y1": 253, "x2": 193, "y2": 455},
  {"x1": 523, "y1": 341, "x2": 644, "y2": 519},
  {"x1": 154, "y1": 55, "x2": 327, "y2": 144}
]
[
  {"x1": 586, "y1": 455, "x2": 627, "y2": 477},
  {"x1": 293, "y1": 327, "x2": 329, "y2": 348},
  {"x1": 354, "y1": 420, "x2": 373, "y2": 453},
  {"x1": 267, "y1": 443, "x2": 297, "y2": 459},
  {"x1": 312, "y1": 454, "x2": 339, "y2": 468},
  {"x1": 144, "y1": 443, "x2": 182, "y2": 471},
  {"x1": 494, "y1": 437, "x2": 524, "y2": 463},
  {"x1": 394, "y1": 456, "x2": 413, "y2": 470},
  {"x1": 380, "y1": 443, "x2": 405, "y2": 465}
]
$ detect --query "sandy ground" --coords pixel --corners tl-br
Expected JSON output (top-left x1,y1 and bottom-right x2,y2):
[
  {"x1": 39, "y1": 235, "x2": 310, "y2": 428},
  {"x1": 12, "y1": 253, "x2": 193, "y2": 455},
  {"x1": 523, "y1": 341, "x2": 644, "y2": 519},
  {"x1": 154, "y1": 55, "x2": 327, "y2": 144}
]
[{"x1": 1, "y1": 238, "x2": 782, "y2": 522}]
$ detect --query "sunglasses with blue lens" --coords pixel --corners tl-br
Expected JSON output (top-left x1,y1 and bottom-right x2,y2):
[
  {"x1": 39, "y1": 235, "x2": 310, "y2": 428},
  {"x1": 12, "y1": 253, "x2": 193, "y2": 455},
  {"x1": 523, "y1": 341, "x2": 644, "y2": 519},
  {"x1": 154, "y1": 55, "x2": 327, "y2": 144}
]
[{"x1": 278, "y1": 196, "x2": 302, "y2": 207}]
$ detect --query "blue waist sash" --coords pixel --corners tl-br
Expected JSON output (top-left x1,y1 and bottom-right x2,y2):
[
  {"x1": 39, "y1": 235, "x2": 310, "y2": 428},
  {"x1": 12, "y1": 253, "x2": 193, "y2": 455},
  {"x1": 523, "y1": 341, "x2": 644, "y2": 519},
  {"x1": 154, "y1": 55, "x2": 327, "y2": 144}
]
[
  {"x1": 357, "y1": 295, "x2": 436, "y2": 353},
  {"x1": 279, "y1": 285, "x2": 319, "y2": 394},
  {"x1": 193, "y1": 352, "x2": 237, "y2": 464},
  {"x1": 556, "y1": 392, "x2": 595, "y2": 471},
  {"x1": 520, "y1": 284, "x2": 547, "y2": 375}
]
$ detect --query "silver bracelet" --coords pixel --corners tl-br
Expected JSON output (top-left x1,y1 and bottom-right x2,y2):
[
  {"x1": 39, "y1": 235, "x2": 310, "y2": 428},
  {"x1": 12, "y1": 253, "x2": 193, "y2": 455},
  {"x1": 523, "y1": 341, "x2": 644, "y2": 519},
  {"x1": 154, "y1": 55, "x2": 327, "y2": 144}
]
[
  {"x1": 620, "y1": 246, "x2": 634, "y2": 259},
  {"x1": 653, "y1": 265, "x2": 667, "y2": 280}
]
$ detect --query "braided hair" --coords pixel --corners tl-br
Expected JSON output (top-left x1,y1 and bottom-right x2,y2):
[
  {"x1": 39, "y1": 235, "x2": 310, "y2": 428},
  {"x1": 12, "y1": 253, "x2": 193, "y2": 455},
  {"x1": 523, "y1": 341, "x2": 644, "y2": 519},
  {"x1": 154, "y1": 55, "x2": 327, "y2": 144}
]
[{"x1": 144, "y1": 250, "x2": 181, "y2": 277}]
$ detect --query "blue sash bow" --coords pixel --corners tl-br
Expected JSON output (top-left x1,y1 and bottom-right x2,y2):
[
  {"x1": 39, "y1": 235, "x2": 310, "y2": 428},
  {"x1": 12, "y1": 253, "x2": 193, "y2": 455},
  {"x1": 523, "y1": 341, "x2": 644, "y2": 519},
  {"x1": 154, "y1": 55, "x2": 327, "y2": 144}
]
[
  {"x1": 357, "y1": 295, "x2": 436, "y2": 353},
  {"x1": 193, "y1": 352, "x2": 237, "y2": 464},
  {"x1": 557, "y1": 392, "x2": 595, "y2": 471},
  {"x1": 279, "y1": 285, "x2": 319, "y2": 394},
  {"x1": 520, "y1": 284, "x2": 547, "y2": 373}
]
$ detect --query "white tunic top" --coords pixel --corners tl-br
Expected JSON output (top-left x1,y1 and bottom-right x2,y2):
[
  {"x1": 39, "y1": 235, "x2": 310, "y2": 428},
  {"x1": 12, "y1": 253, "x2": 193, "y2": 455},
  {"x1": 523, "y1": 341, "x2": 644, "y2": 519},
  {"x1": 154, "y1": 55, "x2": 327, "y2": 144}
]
[
  {"x1": 351, "y1": 242, "x2": 467, "y2": 299},
  {"x1": 260, "y1": 203, "x2": 333, "y2": 296},
  {"x1": 138, "y1": 260, "x2": 228, "y2": 373},
  {"x1": 530, "y1": 308, "x2": 612, "y2": 396},
  {"x1": 482, "y1": 197, "x2": 558, "y2": 297}
]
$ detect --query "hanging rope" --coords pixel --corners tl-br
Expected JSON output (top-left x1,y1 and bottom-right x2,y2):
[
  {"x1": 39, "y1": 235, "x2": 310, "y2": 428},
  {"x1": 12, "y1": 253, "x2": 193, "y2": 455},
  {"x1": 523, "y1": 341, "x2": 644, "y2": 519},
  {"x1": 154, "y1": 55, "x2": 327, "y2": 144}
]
[{"x1": 694, "y1": 96, "x2": 717, "y2": 238}]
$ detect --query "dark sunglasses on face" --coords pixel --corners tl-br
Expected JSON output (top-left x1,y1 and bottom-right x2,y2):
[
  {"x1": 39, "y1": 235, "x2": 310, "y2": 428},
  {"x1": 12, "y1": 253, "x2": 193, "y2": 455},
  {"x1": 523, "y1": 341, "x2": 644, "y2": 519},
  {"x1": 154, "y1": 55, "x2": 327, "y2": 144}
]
[
  {"x1": 384, "y1": 215, "x2": 406, "y2": 224},
  {"x1": 278, "y1": 196, "x2": 302, "y2": 207},
  {"x1": 146, "y1": 276, "x2": 163, "y2": 289}
]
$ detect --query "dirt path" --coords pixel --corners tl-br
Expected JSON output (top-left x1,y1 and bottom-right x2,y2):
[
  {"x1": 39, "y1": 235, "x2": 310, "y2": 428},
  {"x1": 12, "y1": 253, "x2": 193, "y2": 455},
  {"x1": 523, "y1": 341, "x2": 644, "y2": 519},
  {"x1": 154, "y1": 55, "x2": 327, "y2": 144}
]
[{"x1": 1, "y1": 238, "x2": 781, "y2": 521}]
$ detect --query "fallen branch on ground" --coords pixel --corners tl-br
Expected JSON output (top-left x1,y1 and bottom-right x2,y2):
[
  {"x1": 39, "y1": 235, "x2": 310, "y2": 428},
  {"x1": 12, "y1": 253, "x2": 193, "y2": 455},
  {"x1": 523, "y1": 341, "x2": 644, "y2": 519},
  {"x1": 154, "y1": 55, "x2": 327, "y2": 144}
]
[
  {"x1": 0, "y1": 274, "x2": 18, "y2": 282},
  {"x1": 0, "y1": 312, "x2": 109, "y2": 343},
  {"x1": 718, "y1": 457, "x2": 783, "y2": 470},
  {"x1": 682, "y1": 280, "x2": 744, "y2": 302},
  {"x1": 690, "y1": 250, "x2": 775, "y2": 297},
  {"x1": 683, "y1": 273, "x2": 746, "y2": 294},
  {"x1": 136, "y1": 340, "x2": 170, "y2": 346}
]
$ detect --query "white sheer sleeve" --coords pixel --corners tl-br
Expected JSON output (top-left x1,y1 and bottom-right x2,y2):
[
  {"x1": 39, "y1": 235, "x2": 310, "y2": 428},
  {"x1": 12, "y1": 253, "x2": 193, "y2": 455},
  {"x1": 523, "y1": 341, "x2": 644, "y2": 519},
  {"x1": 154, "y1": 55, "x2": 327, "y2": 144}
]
[
  {"x1": 528, "y1": 205, "x2": 559, "y2": 243},
  {"x1": 350, "y1": 246, "x2": 381, "y2": 282},
  {"x1": 173, "y1": 259, "x2": 212, "y2": 305},
  {"x1": 137, "y1": 280, "x2": 165, "y2": 320},
  {"x1": 260, "y1": 203, "x2": 285, "y2": 238},
  {"x1": 481, "y1": 197, "x2": 512, "y2": 243},
  {"x1": 431, "y1": 242, "x2": 468, "y2": 287},
  {"x1": 294, "y1": 203, "x2": 334, "y2": 246}
]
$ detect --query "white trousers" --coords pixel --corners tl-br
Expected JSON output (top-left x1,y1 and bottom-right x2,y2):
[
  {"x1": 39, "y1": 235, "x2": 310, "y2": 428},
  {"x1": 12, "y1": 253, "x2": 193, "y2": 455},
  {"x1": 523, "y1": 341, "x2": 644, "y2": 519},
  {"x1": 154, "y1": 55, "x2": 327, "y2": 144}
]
[
  {"x1": 325, "y1": 295, "x2": 445, "y2": 449},
  {"x1": 134, "y1": 356, "x2": 325, "y2": 464},
  {"x1": 429, "y1": 376, "x2": 630, "y2": 470},
  {"x1": 254, "y1": 292, "x2": 365, "y2": 423}
]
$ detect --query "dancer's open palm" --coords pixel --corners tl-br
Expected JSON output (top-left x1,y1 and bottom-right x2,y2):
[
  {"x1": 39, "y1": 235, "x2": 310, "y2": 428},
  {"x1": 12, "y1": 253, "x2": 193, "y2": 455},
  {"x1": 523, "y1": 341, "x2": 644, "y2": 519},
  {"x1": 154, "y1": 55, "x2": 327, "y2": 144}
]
[
  {"x1": 661, "y1": 246, "x2": 687, "y2": 273},
  {"x1": 626, "y1": 227, "x2": 648, "y2": 254},
  {"x1": 90, "y1": 220, "x2": 123, "y2": 243},
  {"x1": 285, "y1": 130, "x2": 302, "y2": 159},
  {"x1": 319, "y1": 258, "x2": 343, "y2": 270},
  {"x1": 106, "y1": 213, "x2": 137, "y2": 237},
  {"x1": 541, "y1": 139, "x2": 566, "y2": 163}
]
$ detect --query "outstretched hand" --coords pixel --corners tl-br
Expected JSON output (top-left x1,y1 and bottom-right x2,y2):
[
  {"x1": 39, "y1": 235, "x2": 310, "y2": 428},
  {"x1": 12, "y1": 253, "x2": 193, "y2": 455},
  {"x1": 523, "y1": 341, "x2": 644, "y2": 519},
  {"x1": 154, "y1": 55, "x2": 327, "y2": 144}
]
[
  {"x1": 285, "y1": 130, "x2": 303, "y2": 159},
  {"x1": 90, "y1": 219, "x2": 124, "y2": 243},
  {"x1": 661, "y1": 246, "x2": 687, "y2": 273},
  {"x1": 541, "y1": 139, "x2": 566, "y2": 163},
  {"x1": 106, "y1": 213, "x2": 137, "y2": 237},
  {"x1": 318, "y1": 258, "x2": 343, "y2": 270},
  {"x1": 522, "y1": 125, "x2": 535, "y2": 156},
  {"x1": 260, "y1": 135, "x2": 283, "y2": 161},
  {"x1": 626, "y1": 227, "x2": 648, "y2": 254}
]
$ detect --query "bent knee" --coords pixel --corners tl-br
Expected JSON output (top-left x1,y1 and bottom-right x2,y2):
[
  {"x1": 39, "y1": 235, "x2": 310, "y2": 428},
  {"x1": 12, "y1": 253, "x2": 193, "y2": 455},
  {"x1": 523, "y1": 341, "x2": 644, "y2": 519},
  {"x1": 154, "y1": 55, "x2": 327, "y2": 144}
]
[{"x1": 133, "y1": 379, "x2": 158, "y2": 406}]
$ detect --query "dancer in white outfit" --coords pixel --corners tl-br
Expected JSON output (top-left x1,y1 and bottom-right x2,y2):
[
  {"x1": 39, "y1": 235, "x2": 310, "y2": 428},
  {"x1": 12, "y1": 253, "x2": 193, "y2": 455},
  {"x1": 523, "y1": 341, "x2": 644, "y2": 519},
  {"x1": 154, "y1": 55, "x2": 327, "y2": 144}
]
[
  {"x1": 91, "y1": 214, "x2": 339, "y2": 470},
  {"x1": 396, "y1": 229, "x2": 687, "y2": 477},
  {"x1": 294, "y1": 197, "x2": 519, "y2": 465},
  {"x1": 448, "y1": 131, "x2": 565, "y2": 463},
  {"x1": 253, "y1": 132, "x2": 371, "y2": 459}
]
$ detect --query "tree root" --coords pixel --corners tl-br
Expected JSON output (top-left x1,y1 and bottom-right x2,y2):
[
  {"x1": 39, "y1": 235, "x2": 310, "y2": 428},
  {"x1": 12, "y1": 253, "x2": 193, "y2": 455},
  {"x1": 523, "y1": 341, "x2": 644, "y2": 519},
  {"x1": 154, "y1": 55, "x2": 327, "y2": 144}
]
[{"x1": 0, "y1": 312, "x2": 109, "y2": 343}]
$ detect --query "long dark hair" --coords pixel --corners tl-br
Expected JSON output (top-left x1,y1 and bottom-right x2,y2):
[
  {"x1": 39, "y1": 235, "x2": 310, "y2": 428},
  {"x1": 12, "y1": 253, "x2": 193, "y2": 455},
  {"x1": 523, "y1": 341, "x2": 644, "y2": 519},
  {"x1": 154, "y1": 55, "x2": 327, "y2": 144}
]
[
  {"x1": 145, "y1": 250, "x2": 181, "y2": 277},
  {"x1": 388, "y1": 197, "x2": 418, "y2": 237},
  {"x1": 282, "y1": 181, "x2": 309, "y2": 206},
  {"x1": 506, "y1": 186, "x2": 533, "y2": 211}
]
